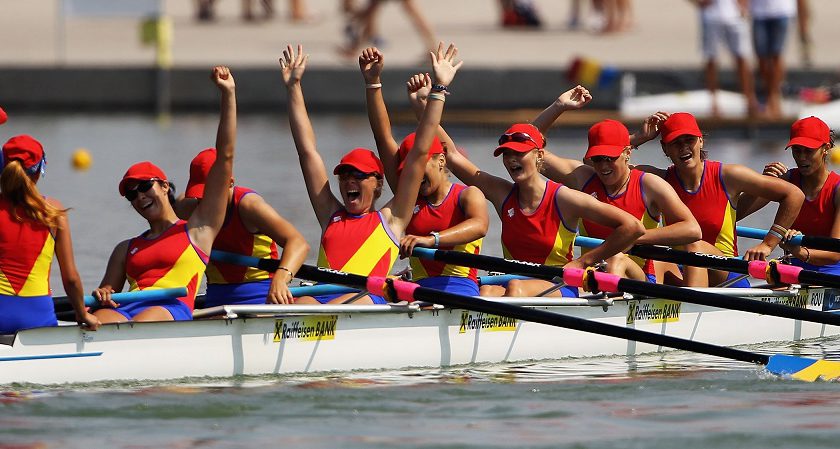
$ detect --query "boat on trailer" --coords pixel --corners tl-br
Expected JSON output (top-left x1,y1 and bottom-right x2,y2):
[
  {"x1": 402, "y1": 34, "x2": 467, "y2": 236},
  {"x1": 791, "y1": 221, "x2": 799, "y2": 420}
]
[{"x1": 2, "y1": 286, "x2": 839, "y2": 385}]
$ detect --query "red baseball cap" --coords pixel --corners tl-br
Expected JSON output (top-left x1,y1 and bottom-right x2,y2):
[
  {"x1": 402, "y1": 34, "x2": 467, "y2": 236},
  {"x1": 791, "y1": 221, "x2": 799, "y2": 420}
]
[
  {"x1": 397, "y1": 132, "x2": 445, "y2": 173},
  {"x1": 2, "y1": 135, "x2": 46, "y2": 174},
  {"x1": 0, "y1": 106, "x2": 7, "y2": 125},
  {"x1": 660, "y1": 112, "x2": 702, "y2": 144},
  {"x1": 184, "y1": 148, "x2": 217, "y2": 199},
  {"x1": 119, "y1": 161, "x2": 168, "y2": 196},
  {"x1": 584, "y1": 120, "x2": 631, "y2": 159},
  {"x1": 494, "y1": 124, "x2": 545, "y2": 156},
  {"x1": 333, "y1": 148, "x2": 384, "y2": 176},
  {"x1": 787, "y1": 116, "x2": 830, "y2": 149}
]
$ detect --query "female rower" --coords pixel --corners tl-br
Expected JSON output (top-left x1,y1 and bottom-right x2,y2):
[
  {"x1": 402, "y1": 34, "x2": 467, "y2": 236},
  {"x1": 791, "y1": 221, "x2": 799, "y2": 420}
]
[
  {"x1": 358, "y1": 47, "x2": 488, "y2": 296},
  {"x1": 531, "y1": 91, "x2": 702, "y2": 283},
  {"x1": 407, "y1": 96, "x2": 645, "y2": 297},
  {"x1": 740, "y1": 116, "x2": 840, "y2": 275},
  {"x1": 281, "y1": 43, "x2": 461, "y2": 304},
  {"x1": 176, "y1": 148, "x2": 310, "y2": 306},
  {"x1": 92, "y1": 66, "x2": 237, "y2": 322},
  {"x1": 0, "y1": 135, "x2": 100, "y2": 333},
  {"x1": 632, "y1": 111, "x2": 805, "y2": 287}
]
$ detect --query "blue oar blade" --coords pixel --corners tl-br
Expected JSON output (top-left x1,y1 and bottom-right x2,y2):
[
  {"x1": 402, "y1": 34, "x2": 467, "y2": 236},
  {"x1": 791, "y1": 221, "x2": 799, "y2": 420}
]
[{"x1": 765, "y1": 354, "x2": 840, "y2": 382}]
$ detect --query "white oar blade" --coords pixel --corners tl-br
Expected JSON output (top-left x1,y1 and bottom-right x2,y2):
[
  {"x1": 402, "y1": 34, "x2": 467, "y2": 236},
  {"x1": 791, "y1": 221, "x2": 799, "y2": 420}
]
[{"x1": 766, "y1": 354, "x2": 840, "y2": 382}]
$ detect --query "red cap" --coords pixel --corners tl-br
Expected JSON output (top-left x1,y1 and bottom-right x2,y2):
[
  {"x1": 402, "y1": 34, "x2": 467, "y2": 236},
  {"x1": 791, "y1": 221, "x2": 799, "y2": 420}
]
[
  {"x1": 494, "y1": 124, "x2": 545, "y2": 156},
  {"x1": 397, "y1": 132, "x2": 445, "y2": 173},
  {"x1": 787, "y1": 116, "x2": 830, "y2": 149},
  {"x1": 584, "y1": 120, "x2": 630, "y2": 159},
  {"x1": 2, "y1": 135, "x2": 45, "y2": 171},
  {"x1": 119, "y1": 161, "x2": 168, "y2": 196},
  {"x1": 184, "y1": 148, "x2": 217, "y2": 199},
  {"x1": 0, "y1": 106, "x2": 7, "y2": 125},
  {"x1": 660, "y1": 112, "x2": 702, "y2": 144},
  {"x1": 332, "y1": 148, "x2": 384, "y2": 176}
]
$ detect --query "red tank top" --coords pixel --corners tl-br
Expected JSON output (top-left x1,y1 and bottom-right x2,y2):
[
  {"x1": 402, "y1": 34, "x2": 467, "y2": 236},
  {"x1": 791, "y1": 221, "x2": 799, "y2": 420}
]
[
  {"x1": 206, "y1": 186, "x2": 279, "y2": 284},
  {"x1": 0, "y1": 197, "x2": 55, "y2": 297},
  {"x1": 405, "y1": 183, "x2": 482, "y2": 282},
  {"x1": 665, "y1": 160, "x2": 738, "y2": 257},
  {"x1": 790, "y1": 169, "x2": 840, "y2": 237},
  {"x1": 125, "y1": 220, "x2": 209, "y2": 311},
  {"x1": 581, "y1": 170, "x2": 659, "y2": 276},
  {"x1": 317, "y1": 210, "x2": 399, "y2": 277},
  {"x1": 500, "y1": 180, "x2": 577, "y2": 266}
]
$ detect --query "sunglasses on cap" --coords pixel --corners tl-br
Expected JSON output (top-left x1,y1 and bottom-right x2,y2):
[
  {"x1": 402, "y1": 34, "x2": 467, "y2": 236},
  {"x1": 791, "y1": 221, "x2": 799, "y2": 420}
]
[
  {"x1": 338, "y1": 169, "x2": 378, "y2": 180},
  {"x1": 498, "y1": 132, "x2": 544, "y2": 148},
  {"x1": 124, "y1": 178, "x2": 161, "y2": 202},
  {"x1": 589, "y1": 155, "x2": 620, "y2": 164}
]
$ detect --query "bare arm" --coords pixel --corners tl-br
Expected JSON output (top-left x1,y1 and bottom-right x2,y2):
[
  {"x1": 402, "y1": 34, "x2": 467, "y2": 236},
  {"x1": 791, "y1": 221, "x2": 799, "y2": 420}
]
[
  {"x1": 50, "y1": 200, "x2": 100, "y2": 330},
  {"x1": 360, "y1": 47, "x2": 401, "y2": 191},
  {"x1": 239, "y1": 194, "x2": 310, "y2": 304},
  {"x1": 399, "y1": 185, "x2": 490, "y2": 256},
  {"x1": 531, "y1": 85, "x2": 592, "y2": 133},
  {"x1": 724, "y1": 163, "x2": 805, "y2": 260},
  {"x1": 541, "y1": 151, "x2": 592, "y2": 190},
  {"x1": 633, "y1": 164, "x2": 669, "y2": 179},
  {"x1": 280, "y1": 44, "x2": 341, "y2": 228},
  {"x1": 782, "y1": 188, "x2": 840, "y2": 266},
  {"x1": 559, "y1": 187, "x2": 646, "y2": 266},
  {"x1": 637, "y1": 174, "x2": 702, "y2": 246},
  {"x1": 92, "y1": 239, "x2": 130, "y2": 308},
  {"x1": 190, "y1": 66, "x2": 237, "y2": 254},
  {"x1": 736, "y1": 161, "x2": 788, "y2": 220}
]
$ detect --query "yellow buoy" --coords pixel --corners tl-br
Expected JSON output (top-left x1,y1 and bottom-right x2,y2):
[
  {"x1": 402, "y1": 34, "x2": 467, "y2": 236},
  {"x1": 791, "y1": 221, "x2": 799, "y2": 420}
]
[
  {"x1": 71, "y1": 148, "x2": 92, "y2": 171},
  {"x1": 831, "y1": 147, "x2": 840, "y2": 166}
]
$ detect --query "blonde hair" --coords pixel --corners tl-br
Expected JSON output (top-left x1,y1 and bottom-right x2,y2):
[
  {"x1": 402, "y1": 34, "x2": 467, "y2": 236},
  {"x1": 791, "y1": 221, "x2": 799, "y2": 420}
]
[{"x1": 0, "y1": 160, "x2": 65, "y2": 229}]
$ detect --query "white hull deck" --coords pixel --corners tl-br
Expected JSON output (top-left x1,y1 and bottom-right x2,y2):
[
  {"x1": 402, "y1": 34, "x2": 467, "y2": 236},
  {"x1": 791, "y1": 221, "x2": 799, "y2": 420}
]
[{"x1": 2, "y1": 287, "x2": 839, "y2": 385}]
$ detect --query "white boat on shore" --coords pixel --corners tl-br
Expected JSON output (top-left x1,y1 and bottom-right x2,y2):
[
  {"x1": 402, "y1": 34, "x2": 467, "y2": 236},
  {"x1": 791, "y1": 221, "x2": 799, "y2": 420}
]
[{"x1": 2, "y1": 286, "x2": 839, "y2": 386}]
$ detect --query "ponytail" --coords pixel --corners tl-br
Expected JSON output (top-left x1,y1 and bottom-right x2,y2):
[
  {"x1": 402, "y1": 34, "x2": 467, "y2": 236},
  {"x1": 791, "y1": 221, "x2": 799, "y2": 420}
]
[{"x1": 0, "y1": 161, "x2": 65, "y2": 229}]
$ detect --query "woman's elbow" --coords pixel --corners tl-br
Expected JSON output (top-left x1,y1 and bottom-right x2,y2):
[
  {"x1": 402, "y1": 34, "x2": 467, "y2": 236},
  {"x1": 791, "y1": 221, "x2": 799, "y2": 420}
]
[
  {"x1": 686, "y1": 221, "x2": 703, "y2": 242},
  {"x1": 626, "y1": 220, "x2": 646, "y2": 240}
]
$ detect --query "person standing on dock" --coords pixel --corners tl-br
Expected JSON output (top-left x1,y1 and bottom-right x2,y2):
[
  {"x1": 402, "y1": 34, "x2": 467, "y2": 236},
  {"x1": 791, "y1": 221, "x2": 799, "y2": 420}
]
[
  {"x1": 176, "y1": 148, "x2": 309, "y2": 307},
  {"x1": 281, "y1": 42, "x2": 461, "y2": 304},
  {"x1": 0, "y1": 135, "x2": 100, "y2": 333},
  {"x1": 358, "y1": 47, "x2": 488, "y2": 296},
  {"x1": 91, "y1": 66, "x2": 238, "y2": 322}
]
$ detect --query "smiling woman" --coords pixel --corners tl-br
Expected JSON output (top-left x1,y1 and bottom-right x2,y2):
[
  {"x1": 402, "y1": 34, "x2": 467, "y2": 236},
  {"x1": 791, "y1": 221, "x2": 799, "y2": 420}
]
[{"x1": 90, "y1": 65, "x2": 238, "y2": 323}]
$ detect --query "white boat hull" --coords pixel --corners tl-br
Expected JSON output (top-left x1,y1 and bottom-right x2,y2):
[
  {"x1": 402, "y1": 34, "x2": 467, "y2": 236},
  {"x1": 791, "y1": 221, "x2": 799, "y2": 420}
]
[{"x1": 2, "y1": 287, "x2": 839, "y2": 385}]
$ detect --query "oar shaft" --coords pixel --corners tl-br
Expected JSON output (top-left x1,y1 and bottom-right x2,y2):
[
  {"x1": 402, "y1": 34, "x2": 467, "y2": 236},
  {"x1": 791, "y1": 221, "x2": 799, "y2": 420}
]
[{"x1": 737, "y1": 226, "x2": 840, "y2": 253}]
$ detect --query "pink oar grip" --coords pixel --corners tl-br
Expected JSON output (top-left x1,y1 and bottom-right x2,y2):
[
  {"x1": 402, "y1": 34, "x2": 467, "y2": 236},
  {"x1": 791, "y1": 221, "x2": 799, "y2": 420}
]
[
  {"x1": 366, "y1": 276, "x2": 388, "y2": 297},
  {"x1": 563, "y1": 267, "x2": 585, "y2": 287},
  {"x1": 592, "y1": 271, "x2": 621, "y2": 293},
  {"x1": 774, "y1": 263, "x2": 803, "y2": 284},
  {"x1": 390, "y1": 279, "x2": 420, "y2": 303},
  {"x1": 748, "y1": 260, "x2": 768, "y2": 280}
]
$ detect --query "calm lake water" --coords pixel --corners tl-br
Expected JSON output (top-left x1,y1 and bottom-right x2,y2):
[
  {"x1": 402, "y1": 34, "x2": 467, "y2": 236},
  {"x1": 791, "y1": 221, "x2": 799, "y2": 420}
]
[{"x1": 2, "y1": 113, "x2": 837, "y2": 449}]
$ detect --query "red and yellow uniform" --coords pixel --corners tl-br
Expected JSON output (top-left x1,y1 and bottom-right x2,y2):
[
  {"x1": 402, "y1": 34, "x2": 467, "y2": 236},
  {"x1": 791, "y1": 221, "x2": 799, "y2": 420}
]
[
  {"x1": 581, "y1": 170, "x2": 659, "y2": 277},
  {"x1": 206, "y1": 187, "x2": 278, "y2": 285},
  {"x1": 666, "y1": 160, "x2": 737, "y2": 257},
  {"x1": 317, "y1": 210, "x2": 399, "y2": 277},
  {"x1": 406, "y1": 184, "x2": 482, "y2": 283},
  {"x1": 500, "y1": 180, "x2": 577, "y2": 266},
  {"x1": 125, "y1": 220, "x2": 208, "y2": 312},
  {"x1": 788, "y1": 169, "x2": 840, "y2": 275}
]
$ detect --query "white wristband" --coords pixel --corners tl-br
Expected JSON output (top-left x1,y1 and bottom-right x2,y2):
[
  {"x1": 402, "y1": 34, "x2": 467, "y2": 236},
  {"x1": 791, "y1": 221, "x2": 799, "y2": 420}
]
[{"x1": 366, "y1": 83, "x2": 382, "y2": 89}]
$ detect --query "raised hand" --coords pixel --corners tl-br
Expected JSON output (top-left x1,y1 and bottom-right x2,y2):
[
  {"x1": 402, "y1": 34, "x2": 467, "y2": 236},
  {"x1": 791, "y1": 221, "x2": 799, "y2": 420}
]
[
  {"x1": 555, "y1": 85, "x2": 592, "y2": 111},
  {"x1": 632, "y1": 111, "x2": 670, "y2": 146},
  {"x1": 359, "y1": 47, "x2": 384, "y2": 84},
  {"x1": 279, "y1": 44, "x2": 309, "y2": 86},
  {"x1": 407, "y1": 72, "x2": 432, "y2": 104},
  {"x1": 430, "y1": 42, "x2": 463, "y2": 87},
  {"x1": 763, "y1": 161, "x2": 789, "y2": 178},
  {"x1": 211, "y1": 66, "x2": 235, "y2": 92}
]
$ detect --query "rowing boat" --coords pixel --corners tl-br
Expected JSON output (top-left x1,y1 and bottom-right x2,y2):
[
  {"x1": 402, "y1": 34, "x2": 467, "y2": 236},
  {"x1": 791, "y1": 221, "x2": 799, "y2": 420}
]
[{"x1": 2, "y1": 285, "x2": 838, "y2": 385}]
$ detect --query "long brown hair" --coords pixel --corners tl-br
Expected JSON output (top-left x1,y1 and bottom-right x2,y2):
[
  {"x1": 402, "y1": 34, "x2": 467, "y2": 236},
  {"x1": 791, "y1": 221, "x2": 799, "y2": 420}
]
[{"x1": 0, "y1": 160, "x2": 65, "y2": 229}]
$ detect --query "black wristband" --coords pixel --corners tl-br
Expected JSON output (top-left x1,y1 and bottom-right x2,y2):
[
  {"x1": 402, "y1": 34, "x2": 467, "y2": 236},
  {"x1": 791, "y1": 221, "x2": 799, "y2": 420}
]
[{"x1": 431, "y1": 83, "x2": 449, "y2": 93}]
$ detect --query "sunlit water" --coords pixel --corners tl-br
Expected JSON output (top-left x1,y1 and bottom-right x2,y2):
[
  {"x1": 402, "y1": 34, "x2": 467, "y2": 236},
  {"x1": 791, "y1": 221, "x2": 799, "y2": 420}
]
[{"x1": 1, "y1": 113, "x2": 835, "y2": 448}]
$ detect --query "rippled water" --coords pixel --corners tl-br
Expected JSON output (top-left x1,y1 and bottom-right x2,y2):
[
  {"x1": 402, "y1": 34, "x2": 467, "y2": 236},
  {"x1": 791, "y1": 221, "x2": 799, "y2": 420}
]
[{"x1": 2, "y1": 113, "x2": 836, "y2": 448}]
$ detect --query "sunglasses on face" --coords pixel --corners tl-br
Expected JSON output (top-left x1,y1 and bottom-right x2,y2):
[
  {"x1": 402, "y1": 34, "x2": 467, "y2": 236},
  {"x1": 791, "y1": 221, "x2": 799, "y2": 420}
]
[
  {"x1": 338, "y1": 170, "x2": 377, "y2": 180},
  {"x1": 124, "y1": 179, "x2": 159, "y2": 202},
  {"x1": 498, "y1": 132, "x2": 544, "y2": 148},
  {"x1": 589, "y1": 155, "x2": 619, "y2": 164}
]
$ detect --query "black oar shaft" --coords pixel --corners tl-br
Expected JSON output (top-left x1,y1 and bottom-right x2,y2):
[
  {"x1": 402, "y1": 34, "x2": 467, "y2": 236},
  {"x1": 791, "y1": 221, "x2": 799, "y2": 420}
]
[
  {"x1": 411, "y1": 285, "x2": 768, "y2": 365},
  {"x1": 629, "y1": 245, "x2": 749, "y2": 273},
  {"x1": 802, "y1": 235, "x2": 840, "y2": 254}
]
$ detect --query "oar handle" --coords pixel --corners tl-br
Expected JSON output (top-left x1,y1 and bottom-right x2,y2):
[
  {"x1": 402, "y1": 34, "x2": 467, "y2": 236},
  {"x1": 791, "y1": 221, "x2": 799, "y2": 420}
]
[
  {"x1": 80, "y1": 287, "x2": 187, "y2": 307},
  {"x1": 737, "y1": 226, "x2": 804, "y2": 245}
]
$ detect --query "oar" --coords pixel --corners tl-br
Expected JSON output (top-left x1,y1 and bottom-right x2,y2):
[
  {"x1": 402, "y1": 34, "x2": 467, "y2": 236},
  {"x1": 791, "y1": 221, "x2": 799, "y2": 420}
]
[
  {"x1": 738, "y1": 225, "x2": 840, "y2": 253},
  {"x1": 211, "y1": 250, "x2": 840, "y2": 382},
  {"x1": 575, "y1": 235, "x2": 840, "y2": 289},
  {"x1": 54, "y1": 287, "x2": 188, "y2": 308},
  {"x1": 411, "y1": 247, "x2": 840, "y2": 327}
]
